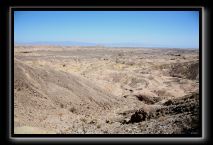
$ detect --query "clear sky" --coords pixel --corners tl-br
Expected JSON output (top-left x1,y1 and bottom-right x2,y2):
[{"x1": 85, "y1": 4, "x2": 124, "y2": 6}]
[{"x1": 14, "y1": 11, "x2": 199, "y2": 48}]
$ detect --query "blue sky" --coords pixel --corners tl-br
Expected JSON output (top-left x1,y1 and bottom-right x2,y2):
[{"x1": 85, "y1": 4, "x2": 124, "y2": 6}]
[{"x1": 14, "y1": 11, "x2": 199, "y2": 48}]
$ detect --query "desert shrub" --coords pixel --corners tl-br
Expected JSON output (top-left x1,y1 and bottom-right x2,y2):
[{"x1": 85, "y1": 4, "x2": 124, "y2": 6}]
[
  {"x1": 103, "y1": 130, "x2": 108, "y2": 134},
  {"x1": 60, "y1": 104, "x2": 64, "y2": 108},
  {"x1": 80, "y1": 118, "x2": 87, "y2": 123},
  {"x1": 105, "y1": 119, "x2": 113, "y2": 124},
  {"x1": 125, "y1": 61, "x2": 135, "y2": 66},
  {"x1": 89, "y1": 119, "x2": 97, "y2": 124},
  {"x1": 97, "y1": 124, "x2": 101, "y2": 128},
  {"x1": 69, "y1": 107, "x2": 77, "y2": 113}
]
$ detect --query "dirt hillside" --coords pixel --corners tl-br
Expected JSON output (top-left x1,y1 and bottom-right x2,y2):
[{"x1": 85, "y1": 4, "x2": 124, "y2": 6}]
[{"x1": 14, "y1": 46, "x2": 200, "y2": 134}]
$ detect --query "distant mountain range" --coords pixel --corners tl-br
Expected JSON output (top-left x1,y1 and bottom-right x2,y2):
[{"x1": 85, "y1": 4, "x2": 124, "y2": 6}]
[
  {"x1": 15, "y1": 41, "x2": 155, "y2": 47},
  {"x1": 15, "y1": 41, "x2": 198, "y2": 49},
  {"x1": 15, "y1": 41, "x2": 98, "y2": 46}
]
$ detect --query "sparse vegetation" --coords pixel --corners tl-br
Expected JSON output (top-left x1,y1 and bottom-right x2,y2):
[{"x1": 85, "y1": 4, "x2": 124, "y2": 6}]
[
  {"x1": 97, "y1": 124, "x2": 101, "y2": 129},
  {"x1": 80, "y1": 118, "x2": 87, "y2": 123},
  {"x1": 60, "y1": 104, "x2": 64, "y2": 108},
  {"x1": 69, "y1": 107, "x2": 77, "y2": 113},
  {"x1": 14, "y1": 46, "x2": 199, "y2": 134}
]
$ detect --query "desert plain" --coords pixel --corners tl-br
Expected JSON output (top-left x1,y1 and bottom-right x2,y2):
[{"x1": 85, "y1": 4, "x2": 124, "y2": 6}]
[{"x1": 14, "y1": 45, "x2": 200, "y2": 134}]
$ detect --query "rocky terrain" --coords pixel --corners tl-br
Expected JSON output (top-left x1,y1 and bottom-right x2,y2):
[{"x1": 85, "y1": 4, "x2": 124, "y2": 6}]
[{"x1": 14, "y1": 45, "x2": 200, "y2": 134}]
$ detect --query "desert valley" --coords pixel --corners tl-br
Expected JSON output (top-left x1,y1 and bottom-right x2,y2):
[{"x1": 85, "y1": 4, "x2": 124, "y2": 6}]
[{"x1": 14, "y1": 45, "x2": 200, "y2": 134}]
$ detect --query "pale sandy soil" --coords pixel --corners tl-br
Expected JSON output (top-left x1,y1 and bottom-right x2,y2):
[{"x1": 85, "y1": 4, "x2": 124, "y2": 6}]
[{"x1": 14, "y1": 45, "x2": 199, "y2": 134}]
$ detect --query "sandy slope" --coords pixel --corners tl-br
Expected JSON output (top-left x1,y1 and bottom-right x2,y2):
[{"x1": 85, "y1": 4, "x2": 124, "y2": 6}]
[
  {"x1": 14, "y1": 59, "x2": 124, "y2": 133},
  {"x1": 14, "y1": 46, "x2": 200, "y2": 134}
]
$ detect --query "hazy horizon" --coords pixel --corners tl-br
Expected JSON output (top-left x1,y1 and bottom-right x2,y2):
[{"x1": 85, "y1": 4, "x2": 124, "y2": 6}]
[{"x1": 14, "y1": 40, "x2": 199, "y2": 49}]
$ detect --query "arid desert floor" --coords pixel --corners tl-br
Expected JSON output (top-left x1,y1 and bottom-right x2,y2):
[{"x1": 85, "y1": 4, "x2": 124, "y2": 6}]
[{"x1": 14, "y1": 45, "x2": 200, "y2": 134}]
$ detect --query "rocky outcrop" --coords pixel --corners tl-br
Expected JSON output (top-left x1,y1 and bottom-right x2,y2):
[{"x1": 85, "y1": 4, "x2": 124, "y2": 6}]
[
  {"x1": 169, "y1": 61, "x2": 199, "y2": 80},
  {"x1": 121, "y1": 91, "x2": 200, "y2": 134}
]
